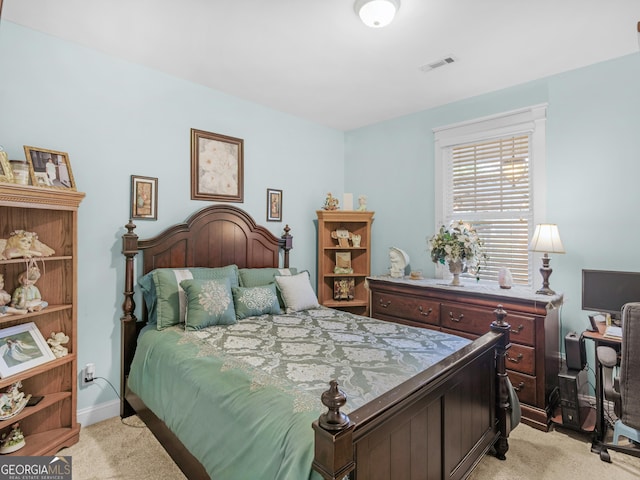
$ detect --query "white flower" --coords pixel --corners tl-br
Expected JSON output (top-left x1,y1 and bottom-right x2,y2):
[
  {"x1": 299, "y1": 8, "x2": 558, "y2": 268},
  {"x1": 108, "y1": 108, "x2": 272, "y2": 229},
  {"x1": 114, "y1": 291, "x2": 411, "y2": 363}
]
[{"x1": 427, "y1": 221, "x2": 487, "y2": 275}]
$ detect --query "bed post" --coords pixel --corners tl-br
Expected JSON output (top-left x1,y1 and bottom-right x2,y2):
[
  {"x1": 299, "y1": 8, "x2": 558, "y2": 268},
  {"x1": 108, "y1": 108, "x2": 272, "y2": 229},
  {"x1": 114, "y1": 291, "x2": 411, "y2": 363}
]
[
  {"x1": 312, "y1": 381, "x2": 356, "y2": 480},
  {"x1": 121, "y1": 219, "x2": 139, "y2": 418},
  {"x1": 280, "y1": 224, "x2": 293, "y2": 268},
  {"x1": 491, "y1": 304, "x2": 512, "y2": 460}
]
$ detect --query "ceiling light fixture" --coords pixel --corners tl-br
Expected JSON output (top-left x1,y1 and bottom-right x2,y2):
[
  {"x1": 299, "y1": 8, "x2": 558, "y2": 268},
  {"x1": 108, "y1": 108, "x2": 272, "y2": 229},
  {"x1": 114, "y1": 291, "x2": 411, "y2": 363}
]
[{"x1": 354, "y1": 0, "x2": 400, "y2": 28}]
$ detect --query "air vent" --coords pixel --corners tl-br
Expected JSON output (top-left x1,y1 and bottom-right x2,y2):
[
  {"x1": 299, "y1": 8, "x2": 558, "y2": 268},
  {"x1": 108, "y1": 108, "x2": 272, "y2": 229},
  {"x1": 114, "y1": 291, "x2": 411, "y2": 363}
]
[{"x1": 419, "y1": 55, "x2": 457, "y2": 73}]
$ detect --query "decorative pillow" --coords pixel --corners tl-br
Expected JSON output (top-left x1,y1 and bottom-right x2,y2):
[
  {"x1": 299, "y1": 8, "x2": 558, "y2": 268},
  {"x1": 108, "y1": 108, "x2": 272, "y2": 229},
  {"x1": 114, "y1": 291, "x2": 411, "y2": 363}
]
[
  {"x1": 138, "y1": 265, "x2": 239, "y2": 330},
  {"x1": 238, "y1": 267, "x2": 297, "y2": 308},
  {"x1": 238, "y1": 267, "x2": 297, "y2": 287},
  {"x1": 180, "y1": 278, "x2": 236, "y2": 330},
  {"x1": 274, "y1": 271, "x2": 320, "y2": 313},
  {"x1": 232, "y1": 284, "x2": 282, "y2": 320}
]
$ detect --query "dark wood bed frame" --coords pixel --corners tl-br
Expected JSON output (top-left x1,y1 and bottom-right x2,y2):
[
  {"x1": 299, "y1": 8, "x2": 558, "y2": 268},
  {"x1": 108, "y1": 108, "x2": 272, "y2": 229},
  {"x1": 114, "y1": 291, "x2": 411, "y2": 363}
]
[{"x1": 120, "y1": 204, "x2": 513, "y2": 480}]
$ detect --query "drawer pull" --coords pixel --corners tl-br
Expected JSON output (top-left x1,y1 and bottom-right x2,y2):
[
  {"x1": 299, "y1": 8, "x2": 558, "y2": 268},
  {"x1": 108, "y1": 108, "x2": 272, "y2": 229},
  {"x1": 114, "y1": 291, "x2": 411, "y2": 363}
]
[
  {"x1": 510, "y1": 324, "x2": 524, "y2": 335},
  {"x1": 418, "y1": 306, "x2": 433, "y2": 317},
  {"x1": 512, "y1": 381, "x2": 525, "y2": 392},
  {"x1": 378, "y1": 299, "x2": 391, "y2": 308},
  {"x1": 448, "y1": 311, "x2": 464, "y2": 322},
  {"x1": 507, "y1": 353, "x2": 524, "y2": 364}
]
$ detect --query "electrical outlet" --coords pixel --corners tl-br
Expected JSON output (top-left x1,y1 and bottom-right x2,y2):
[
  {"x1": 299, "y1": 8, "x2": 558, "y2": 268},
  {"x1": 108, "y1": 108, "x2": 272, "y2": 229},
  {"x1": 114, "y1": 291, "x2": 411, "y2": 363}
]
[{"x1": 82, "y1": 363, "x2": 95, "y2": 386}]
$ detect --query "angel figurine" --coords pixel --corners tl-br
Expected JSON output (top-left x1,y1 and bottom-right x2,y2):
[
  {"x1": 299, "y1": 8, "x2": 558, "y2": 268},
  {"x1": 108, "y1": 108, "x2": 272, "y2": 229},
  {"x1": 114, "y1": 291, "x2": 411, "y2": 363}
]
[
  {"x1": 0, "y1": 230, "x2": 55, "y2": 260},
  {"x1": 11, "y1": 263, "x2": 48, "y2": 312},
  {"x1": 0, "y1": 274, "x2": 27, "y2": 316},
  {"x1": 47, "y1": 332, "x2": 70, "y2": 358}
]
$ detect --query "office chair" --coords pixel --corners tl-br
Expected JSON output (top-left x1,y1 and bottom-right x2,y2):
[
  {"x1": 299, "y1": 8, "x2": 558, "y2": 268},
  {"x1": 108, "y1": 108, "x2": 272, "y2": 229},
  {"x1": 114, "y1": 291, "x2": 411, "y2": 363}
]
[{"x1": 596, "y1": 302, "x2": 640, "y2": 462}]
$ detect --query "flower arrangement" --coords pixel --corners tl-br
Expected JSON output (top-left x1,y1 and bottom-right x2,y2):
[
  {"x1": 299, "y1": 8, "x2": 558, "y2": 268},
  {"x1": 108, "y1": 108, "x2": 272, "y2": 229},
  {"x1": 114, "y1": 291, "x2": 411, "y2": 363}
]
[{"x1": 428, "y1": 221, "x2": 486, "y2": 275}]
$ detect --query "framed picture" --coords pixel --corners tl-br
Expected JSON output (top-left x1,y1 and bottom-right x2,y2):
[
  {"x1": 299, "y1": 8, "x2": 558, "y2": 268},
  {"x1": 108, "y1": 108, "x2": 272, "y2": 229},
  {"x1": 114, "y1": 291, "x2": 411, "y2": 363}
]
[
  {"x1": 0, "y1": 150, "x2": 13, "y2": 183},
  {"x1": 190, "y1": 128, "x2": 244, "y2": 202},
  {"x1": 334, "y1": 251, "x2": 353, "y2": 274},
  {"x1": 23, "y1": 146, "x2": 76, "y2": 190},
  {"x1": 266, "y1": 188, "x2": 282, "y2": 222},
  {"x1": 130, "y1": 175, "x2": 158, "y2": 220},
  {"x1": 334, "y1": 278, "x2": 355, "y2": 301},
  {"x1": 0, "y1": 322, "x2": 56, "y2": 378}
]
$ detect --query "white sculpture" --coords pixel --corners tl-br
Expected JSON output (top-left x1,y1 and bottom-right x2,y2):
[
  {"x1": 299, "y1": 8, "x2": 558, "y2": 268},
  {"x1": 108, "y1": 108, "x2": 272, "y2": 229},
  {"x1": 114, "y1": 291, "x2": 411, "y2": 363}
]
[{"x1": 389, "y1": 247, "x2": 410, "y2": 278}]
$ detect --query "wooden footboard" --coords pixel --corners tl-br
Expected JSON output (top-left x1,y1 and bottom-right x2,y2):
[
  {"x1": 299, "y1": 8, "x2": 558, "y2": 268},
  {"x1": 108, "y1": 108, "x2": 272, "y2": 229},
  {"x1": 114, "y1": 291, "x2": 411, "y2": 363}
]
[{"x1": 313, "y1": 308, "x2": 512, "y2": 480}]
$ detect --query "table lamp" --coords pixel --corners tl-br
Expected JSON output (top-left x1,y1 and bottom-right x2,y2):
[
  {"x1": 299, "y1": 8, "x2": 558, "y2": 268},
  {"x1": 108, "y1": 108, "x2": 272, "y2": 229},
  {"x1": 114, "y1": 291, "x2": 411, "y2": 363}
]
[{"x1": 529, "y1": 224, "x2": 565, "y2": 295}]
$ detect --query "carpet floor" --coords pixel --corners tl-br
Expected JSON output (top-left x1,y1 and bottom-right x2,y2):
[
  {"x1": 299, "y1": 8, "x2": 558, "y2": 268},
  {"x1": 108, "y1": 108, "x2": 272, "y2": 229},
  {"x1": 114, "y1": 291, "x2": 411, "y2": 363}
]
[{"x1": 59, "y1": 416, "x2": 640, "y2": 479}]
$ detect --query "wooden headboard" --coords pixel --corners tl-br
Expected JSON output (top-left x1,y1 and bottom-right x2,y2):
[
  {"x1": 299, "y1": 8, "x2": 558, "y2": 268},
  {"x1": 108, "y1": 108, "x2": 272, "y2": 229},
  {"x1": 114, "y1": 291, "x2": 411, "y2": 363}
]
[{"x1": 120, "y1": 204, "x2": 293, "y2": 416}]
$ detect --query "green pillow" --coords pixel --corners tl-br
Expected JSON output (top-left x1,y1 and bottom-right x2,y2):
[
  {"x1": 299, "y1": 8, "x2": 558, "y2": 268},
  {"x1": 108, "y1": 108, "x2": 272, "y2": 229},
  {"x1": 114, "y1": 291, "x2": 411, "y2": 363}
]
[
  {"x1": 180, "y1": 278, "x2": 236, "y2": 330},
  {"x1": 238, "y1": 268, "x2": 297, "y2": 307},
  {"x1": 232, "y1": 284, "x2": 282, "y2": 320},
  {"x1": 138, "y1": 265, "x2": 239, "y2": 330}
]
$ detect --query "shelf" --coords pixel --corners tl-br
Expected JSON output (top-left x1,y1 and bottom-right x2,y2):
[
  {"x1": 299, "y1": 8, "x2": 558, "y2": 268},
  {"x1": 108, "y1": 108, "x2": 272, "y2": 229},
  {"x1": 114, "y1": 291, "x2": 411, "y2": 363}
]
[
  {"x1": 0, "y1": 256, "x2": 73, "y2": 265},
  {"x1": 323, "y1": 247, "x2": 367, "y2": 251},
  {"x1": 2, "y1": 426, "x2": 81, "y2": 456},
  {"x1": 323, "y1": 300, "x2": 368, "y2": 309},
  {"x1": 0, "y1": 183, "x2": 82, "y2": 454},
  {"x1": 0, "y1": 304, "x2": 73, "y2": 325},
  {"x1": 324, "y1": 273, "x2": 368, "y2": 278},
  {"x1": 0, "y1": 353, "x2": 76, "y2": 389},
  {"x1": 0, "y1": 391, "x2": 71, "y2": 425}
]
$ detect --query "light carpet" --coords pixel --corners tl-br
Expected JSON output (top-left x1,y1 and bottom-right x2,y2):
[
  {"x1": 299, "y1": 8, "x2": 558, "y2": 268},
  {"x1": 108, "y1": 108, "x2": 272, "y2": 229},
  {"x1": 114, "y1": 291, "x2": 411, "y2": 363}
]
[{"x1": 60, "y1": 416, "x2": 640, "y2": 479}]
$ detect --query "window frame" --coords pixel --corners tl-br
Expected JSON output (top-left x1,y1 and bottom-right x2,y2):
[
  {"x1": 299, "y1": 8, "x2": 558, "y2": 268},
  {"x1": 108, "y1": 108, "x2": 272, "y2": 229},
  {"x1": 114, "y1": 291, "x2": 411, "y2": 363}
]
[{"x1": 433, "y1": 104, "x2": 548, "y2": 286}]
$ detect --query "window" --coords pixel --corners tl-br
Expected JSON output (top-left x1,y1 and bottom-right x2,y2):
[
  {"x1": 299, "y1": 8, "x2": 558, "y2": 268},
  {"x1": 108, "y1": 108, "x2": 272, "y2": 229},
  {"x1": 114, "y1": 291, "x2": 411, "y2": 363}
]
[{"x1": 434, "y1": 105, "x2": 547, "y2": 285}]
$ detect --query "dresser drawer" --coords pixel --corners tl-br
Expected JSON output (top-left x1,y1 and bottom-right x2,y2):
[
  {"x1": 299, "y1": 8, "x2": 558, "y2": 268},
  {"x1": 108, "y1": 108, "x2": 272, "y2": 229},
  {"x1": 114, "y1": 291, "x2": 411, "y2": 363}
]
[
  {"x1": 506, "y1": 344, "x2": 535, "y2": 376},
  {"x1": 507, "y1": 370, "x2": 538, "y2": 406},
  {"x1": 440, "y1": 302, "x2": 536, "y2": 346},
  {"x1": 371, "y1": 291, "x2": 440, "y2": 326}
]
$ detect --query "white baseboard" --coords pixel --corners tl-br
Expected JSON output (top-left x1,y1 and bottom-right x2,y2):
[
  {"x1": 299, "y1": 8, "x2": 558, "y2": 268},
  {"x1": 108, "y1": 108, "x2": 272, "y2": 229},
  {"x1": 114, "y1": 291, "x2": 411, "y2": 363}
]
[{"x1": 77, "y1": 399, "x2": 120, "y2": 427}]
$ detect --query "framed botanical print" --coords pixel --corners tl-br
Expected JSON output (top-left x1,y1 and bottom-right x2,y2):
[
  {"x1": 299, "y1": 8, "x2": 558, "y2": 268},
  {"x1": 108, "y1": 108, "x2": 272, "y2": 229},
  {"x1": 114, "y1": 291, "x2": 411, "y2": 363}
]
[
  {"x1": 130, "y1": 175, "x2": 158, "y2": 220},
  {"x1": 190, "y1": 128, "x2": 244, "y2": 202},
  {"x1": 23, "y1": 146, "x2": 77, "y2": 190},
  {"x1": 266, "y1": 188, "x2": 282, "y2": 222}
]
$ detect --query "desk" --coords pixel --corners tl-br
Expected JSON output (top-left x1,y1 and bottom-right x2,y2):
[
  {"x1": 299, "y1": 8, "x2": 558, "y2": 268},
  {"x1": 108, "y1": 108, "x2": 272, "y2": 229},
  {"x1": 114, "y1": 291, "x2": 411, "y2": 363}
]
[{"x1": 583, "y1": 327, "x2": 622, "y2": 445}]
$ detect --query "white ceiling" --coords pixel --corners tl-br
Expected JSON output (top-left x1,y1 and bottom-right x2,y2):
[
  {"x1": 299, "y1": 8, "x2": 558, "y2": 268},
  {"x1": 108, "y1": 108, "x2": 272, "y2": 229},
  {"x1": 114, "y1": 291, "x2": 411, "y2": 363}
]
[{"x1": 3, "y1": 0, "x2": 639, "y2": 131}]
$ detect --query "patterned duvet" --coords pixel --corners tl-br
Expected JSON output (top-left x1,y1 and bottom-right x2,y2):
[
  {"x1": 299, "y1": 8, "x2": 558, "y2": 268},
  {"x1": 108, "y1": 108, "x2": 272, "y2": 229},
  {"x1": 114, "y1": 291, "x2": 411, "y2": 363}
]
[{"x1": 128, "y1": 307, "x2": 471, "y2": 479}]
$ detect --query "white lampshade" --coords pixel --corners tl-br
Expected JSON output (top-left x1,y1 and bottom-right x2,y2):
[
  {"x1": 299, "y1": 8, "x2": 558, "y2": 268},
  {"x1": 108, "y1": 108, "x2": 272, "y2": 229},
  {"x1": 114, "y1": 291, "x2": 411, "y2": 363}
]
[
  {"x1": 354, "y1": 0, "x2": 400, "y2": 28},
  {"x1": 529, "y1": 224, "x2": 565, "y2": 254}
]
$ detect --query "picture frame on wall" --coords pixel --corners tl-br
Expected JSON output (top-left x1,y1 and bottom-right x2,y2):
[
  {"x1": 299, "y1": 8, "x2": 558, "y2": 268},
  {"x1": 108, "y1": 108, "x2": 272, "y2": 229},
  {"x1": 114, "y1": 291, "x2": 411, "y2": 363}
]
[
  {"x1": 266, "y1": 188, "x2": 282, "y2": 222},
  {"x1": 130, "y1": 175, "x2": 158, "y2": 220},
  {"x1": 0, "y1": 322, "x2": 56, "y2": 378},
  {"x1": 23, "y1": 145, "x2": 77, "y2": 190},
  {"x1": 190, "y1": 128, "x2": 244, "y2": 202},
  {"x1": 0, "y1": 150, "x2": 14, "y2": 183}
]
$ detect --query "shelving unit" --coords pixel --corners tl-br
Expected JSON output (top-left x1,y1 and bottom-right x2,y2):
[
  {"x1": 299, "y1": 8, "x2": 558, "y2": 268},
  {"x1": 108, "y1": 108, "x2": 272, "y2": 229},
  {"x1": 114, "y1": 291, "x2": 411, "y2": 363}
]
[
  {"x1": 316, "y1": 210, "x2": 374, "y2": 316},
  {"x1": 0, "y1": 183, "x2": 84, "y2": 455}
]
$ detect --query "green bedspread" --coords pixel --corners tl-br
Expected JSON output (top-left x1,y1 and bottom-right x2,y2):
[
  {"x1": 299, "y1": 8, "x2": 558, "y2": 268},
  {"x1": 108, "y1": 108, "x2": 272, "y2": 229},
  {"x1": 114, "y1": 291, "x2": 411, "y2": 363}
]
[{"x1": 128, "y1": 307, "x2": 471, "y2": 479}]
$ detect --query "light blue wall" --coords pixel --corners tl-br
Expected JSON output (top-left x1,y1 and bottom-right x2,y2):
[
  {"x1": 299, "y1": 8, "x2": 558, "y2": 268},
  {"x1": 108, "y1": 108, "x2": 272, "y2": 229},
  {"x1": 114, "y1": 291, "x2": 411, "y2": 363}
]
[
  {"x1": 346, "y1": 52, "x2": 640, "y2": 362},
  {"x1": 2, "y1": 19, "x2": 639, "y2": 414},
  {"x1": 0, "y1": 22, "x2": 344, "y2": 411}
]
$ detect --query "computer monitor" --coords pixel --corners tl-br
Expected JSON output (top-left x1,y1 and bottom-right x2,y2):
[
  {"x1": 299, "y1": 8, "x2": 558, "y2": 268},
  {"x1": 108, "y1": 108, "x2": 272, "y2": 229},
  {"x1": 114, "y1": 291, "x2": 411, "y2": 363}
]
[{"x1": 582, "y1": 269, "x2": 640, "y2": 320}]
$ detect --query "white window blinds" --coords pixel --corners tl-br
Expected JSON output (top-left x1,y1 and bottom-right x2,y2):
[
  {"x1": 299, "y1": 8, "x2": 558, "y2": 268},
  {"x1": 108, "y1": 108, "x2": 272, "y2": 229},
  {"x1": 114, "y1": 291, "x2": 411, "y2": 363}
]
[{"x1": 445, "y1": 135, "x2": 532, "y2": 284}]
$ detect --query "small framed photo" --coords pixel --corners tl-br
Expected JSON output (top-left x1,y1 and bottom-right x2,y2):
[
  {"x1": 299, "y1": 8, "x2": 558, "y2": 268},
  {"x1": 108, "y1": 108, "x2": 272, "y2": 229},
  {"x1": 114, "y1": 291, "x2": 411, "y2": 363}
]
[
  {"x1": 0, "y1": 151, "x2": 14, "y2": 183},
  {"x1": 334, "y1": 252, "x2": 353, "y2": 274},
  {"x1": 0, "y1": 322, "x2": 56, "y2": 378},
  {"x1": 266, "y1": 188, "x2": 282, "y2": 222},
  {"x1": 23, "y1": 146, "x2": 76, "y2": 190},
  {"x1": 334, "y1": 278, "x2": 355, "y2": 301},
  {"x1": 190, "y1": 128, "x2": 244, "y2": 202},
  {"x1": 131, "y1": 175, "x2": 158, "y2": 220}
]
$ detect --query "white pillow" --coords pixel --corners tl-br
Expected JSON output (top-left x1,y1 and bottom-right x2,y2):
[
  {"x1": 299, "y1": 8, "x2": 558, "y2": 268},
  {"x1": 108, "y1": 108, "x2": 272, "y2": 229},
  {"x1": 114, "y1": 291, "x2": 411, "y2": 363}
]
[{"x1": 274, "y1": 271, "x2": 320, "y2": 313}]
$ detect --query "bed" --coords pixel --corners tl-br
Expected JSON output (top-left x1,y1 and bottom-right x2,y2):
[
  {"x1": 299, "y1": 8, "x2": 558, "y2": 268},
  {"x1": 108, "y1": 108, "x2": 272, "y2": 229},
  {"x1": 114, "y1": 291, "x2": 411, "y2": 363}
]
[{"x1": 120, "y1": 204, "x2": 515, "y2": 480}]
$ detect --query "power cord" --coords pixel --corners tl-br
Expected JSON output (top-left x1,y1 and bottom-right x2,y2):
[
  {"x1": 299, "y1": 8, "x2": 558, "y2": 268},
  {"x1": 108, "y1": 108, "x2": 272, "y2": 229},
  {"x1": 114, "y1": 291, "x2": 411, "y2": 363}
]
[{"x1": 86, "y1": 376, "x2": 147, "y2": 429}]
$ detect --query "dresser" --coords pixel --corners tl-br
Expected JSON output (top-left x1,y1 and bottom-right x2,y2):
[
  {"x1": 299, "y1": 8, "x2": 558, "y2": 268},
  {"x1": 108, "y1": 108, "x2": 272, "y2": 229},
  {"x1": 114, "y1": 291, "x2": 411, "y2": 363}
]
[{"x1": 368, "y1": 276, "x2": 563, "y2": 431}]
